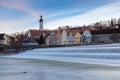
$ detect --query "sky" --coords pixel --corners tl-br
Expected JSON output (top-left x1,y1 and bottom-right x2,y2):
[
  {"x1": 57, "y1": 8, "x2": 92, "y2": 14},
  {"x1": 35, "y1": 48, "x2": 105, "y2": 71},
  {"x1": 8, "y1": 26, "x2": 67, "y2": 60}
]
[{"x1": 0, "y1": 0, "x2": 120, "y2": 33}]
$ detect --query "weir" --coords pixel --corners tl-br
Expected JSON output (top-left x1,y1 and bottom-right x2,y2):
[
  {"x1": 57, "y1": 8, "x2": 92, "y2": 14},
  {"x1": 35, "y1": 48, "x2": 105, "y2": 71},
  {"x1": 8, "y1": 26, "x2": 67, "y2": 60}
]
[{"x1": 4, "y1": 44, "x2": 120, "y2": 66}]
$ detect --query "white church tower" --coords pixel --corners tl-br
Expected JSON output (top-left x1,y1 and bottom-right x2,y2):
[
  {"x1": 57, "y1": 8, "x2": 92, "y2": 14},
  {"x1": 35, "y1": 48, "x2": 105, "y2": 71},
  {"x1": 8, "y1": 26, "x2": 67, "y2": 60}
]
[{"x1": 39, "y1": 15, "x2": 43, "y2": 30}]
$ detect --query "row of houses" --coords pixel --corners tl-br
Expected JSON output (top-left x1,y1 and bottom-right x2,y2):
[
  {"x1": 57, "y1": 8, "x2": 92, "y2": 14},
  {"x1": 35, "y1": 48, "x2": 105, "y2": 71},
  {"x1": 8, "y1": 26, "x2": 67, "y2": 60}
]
[
  {"x1": 27, "y1": 27, "x2": 92, "y2": 46},
  {"x1": 1, "y1": 26, "x2": 120, "y2": 46},
  {"x1": 1, "y1": 32, "x2": 29, "y2": 46},
  {"x1": 27, "y1": 26, "x2": 120, "y2": 46}
]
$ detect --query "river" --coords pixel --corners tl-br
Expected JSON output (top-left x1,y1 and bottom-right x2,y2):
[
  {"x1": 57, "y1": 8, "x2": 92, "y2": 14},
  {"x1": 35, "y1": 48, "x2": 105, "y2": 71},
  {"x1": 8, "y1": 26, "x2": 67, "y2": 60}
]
[{"x1": 1, "y1": 44, "x2": 120, "y2": 80}]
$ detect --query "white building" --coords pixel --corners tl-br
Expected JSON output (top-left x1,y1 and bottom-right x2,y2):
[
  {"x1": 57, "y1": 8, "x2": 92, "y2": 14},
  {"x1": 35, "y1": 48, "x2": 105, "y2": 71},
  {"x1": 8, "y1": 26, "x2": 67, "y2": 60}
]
[
  {"x1": 82, "y1": 30, "x2": 92, "y2": 44},
  {"x1": 100, "y1": 21, "x2": 110, "y2": 28},
  {"x1": 67, "y1": 33, "x2": 74, "y2": 45},
  {"x1": 49, "y1": 32, "x2": 56, "y2": 45},
  {"x1": 61, "y1": 29, "x2": 68, "y2": 45},
  {"x1": 39, "y1": 16, "x2": 43, "y2": 30},
  {"x1": 3, "y1": 34, "x2": 15, "y2": 45}
]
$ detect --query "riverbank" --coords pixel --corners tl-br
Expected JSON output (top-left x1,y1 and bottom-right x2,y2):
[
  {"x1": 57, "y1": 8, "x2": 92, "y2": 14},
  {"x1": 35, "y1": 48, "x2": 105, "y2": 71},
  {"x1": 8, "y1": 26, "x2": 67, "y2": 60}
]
[
  {"x1": 0, "y1": 57, "x2": 120, "y2": 80},
  {"x1": 0, "y1": 44, "x2": 83, "y2": 55}
]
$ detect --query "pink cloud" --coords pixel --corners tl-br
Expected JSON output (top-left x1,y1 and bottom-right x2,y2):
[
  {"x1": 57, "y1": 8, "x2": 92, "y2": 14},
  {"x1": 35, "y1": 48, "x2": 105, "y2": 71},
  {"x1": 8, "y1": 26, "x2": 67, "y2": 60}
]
[{"x1": 0, "y1": 0, "x2": 41, "y2": 18}]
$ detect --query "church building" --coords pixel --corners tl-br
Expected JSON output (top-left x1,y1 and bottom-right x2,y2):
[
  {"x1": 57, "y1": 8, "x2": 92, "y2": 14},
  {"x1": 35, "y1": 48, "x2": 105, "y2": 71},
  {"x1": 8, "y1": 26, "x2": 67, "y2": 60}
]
[{"x1": 39, "y1": 15, "x2": 43, "y2": 30}]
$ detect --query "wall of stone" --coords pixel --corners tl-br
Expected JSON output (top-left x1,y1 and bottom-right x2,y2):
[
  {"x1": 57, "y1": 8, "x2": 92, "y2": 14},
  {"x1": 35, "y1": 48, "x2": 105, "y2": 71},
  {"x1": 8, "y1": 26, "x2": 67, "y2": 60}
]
[{"x1": 92, "y1": 33, "x2": 120, "y2": 44}]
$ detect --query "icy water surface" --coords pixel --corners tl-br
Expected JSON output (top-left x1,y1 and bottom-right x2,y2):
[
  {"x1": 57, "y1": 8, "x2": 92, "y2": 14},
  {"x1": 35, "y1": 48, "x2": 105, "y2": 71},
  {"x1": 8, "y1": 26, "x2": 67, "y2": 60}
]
[
  {"x1": 0, "y1": 58, "x2": 120, "y2": 80},
  {"x1": 4, "y1": 44, "x2": 120, "y2": 66},
  {"x1": 1, "y1": 44, "x2": 120, "y2": 80}
]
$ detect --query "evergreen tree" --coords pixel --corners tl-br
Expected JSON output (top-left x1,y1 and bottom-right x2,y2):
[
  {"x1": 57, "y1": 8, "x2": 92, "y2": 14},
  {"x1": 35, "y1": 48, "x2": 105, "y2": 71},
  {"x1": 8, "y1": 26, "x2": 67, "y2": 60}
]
[
  {"x1": 118, "y1": 18, "x2": 120, "y2": 28},
  {"x1": 111, "y1": 18, "x2": 114, "y2": 26},
  {"x1": 39, "y1": 35, "x2": 44, "y2": 45}
]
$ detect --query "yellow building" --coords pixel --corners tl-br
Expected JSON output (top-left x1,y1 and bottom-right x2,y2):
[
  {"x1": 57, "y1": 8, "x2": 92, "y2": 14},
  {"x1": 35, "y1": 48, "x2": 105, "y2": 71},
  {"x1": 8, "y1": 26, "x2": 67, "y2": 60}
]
[{"x1": 74, "y1": 31, "x2": 82, "y2": 45}]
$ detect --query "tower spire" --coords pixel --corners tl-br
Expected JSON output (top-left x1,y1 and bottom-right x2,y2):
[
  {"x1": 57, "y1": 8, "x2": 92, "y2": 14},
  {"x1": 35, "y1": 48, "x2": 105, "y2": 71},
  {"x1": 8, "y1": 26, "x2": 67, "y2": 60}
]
[{"x1": 39, "y1": 15, "x2": 43, "y2": 30}]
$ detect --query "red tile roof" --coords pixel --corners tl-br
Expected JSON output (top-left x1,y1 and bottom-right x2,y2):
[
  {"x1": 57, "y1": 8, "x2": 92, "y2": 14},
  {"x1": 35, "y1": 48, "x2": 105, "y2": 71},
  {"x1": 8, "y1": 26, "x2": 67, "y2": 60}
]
[{"x1": 29, "y1": 30, "x2": 50, "y2": 36}]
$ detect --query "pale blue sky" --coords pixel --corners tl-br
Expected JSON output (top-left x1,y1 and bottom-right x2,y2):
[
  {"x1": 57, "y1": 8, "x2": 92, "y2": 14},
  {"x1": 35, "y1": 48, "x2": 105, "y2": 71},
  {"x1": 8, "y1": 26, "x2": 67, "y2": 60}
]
[{"x1": 0, "y1": 0, "x2": 120, "y2": 33}]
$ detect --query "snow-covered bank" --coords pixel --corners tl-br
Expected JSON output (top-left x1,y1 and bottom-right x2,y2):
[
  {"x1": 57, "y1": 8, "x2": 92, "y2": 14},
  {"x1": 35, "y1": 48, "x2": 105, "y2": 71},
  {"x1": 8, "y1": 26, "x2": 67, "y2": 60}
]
[{"x1": 3, "y1": 43, "x2": 120, "y2": 66}]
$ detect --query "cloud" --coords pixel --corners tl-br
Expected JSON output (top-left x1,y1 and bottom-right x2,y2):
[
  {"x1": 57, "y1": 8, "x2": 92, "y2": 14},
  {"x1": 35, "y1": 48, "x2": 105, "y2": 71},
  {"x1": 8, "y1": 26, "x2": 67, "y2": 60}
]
[
  {"x1": 45, "y1": 1, "x2": 120, "y2": 29},
  {"x1": 0, "y1": 0, "x2": 41, "y2": 33},
  {"x1": 0, "y1": 0, "x2": 120, "y2": 33},
  {"x1": 0, "y1": 0, "x2": 41, "y2": 18},
  {"x1": 0, "y1": 16, "x2": 38, "y2": 33},
  {"x1": 46, "y1": 9, "x2": 83, "y2": 19}
]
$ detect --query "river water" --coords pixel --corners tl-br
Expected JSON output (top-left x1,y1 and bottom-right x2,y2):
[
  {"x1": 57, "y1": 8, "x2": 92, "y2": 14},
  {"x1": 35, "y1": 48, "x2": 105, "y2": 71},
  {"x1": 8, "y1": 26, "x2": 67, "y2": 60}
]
[
  {"x1": 1, "y1": 58, "x2": 120, "y2": 80},
  {"x1": 4, "y1": 44, "x2": 120, "y2": 66},
  {"x1": 1, "y1": 44, "x2": 120, "y2": 80}
]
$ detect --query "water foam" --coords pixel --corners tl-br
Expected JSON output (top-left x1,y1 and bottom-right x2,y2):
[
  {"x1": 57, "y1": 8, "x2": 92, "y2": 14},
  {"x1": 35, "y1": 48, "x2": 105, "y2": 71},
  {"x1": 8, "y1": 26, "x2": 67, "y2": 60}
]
[{"x1": 4, "y1": 44, "x2": 120, "y2": 66}]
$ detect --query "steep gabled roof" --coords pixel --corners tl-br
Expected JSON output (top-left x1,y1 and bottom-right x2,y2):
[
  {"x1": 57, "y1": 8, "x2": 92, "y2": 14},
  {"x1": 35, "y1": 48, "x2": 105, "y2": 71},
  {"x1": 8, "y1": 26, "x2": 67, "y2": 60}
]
[{"x1": 82, "y1": 30, "x2": 92, "y2": 37}]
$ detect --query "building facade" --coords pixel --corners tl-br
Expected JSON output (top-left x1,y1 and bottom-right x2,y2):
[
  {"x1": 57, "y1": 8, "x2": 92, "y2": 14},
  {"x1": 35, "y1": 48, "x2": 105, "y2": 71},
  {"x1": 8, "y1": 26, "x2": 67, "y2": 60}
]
[
  {"x1": 82, "y1": 30, "x2": 92, "y2": 44},
  {"x1": 4, "y1": 35, "x2": 15, "y2": 45},
  {"x1": 67, "y1": 33, "x2": 74, "y2": 45},
  {"x1": 56, "y1": 30, "x2": 61, "y2": 45},
  {"x1": 39, "y1": 16, "x2": 43, "y2": 30},
  {"x1": 49, "y1": 31, "x2": 56, "y2": 45},
  {"x1": 61, "y1": 29, "x2": 68, "y2": 45},
  {"x1": 91, "y1": 29, "x2": 120, "y2": 44},
  {"x1": 44, "y1": 34, "x2": 49, "y2": 45},
  {"x1": 74, "y1": 31, "x2": 82, "y2": 45}
]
